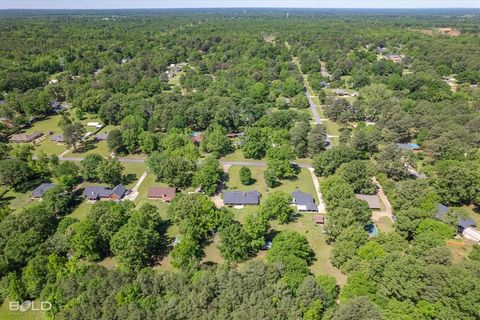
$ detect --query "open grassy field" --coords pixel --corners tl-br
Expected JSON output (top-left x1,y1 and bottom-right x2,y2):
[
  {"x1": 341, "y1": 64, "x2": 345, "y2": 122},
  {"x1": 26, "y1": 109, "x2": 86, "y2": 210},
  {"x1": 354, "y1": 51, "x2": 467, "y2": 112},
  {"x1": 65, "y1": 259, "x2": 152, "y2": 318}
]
[
  {"x1": 0, "y1": 299, "x2": 44, "y2": 320},
  {"x1": 0, "y1": 188, "x2": 35, "y2": 212}
]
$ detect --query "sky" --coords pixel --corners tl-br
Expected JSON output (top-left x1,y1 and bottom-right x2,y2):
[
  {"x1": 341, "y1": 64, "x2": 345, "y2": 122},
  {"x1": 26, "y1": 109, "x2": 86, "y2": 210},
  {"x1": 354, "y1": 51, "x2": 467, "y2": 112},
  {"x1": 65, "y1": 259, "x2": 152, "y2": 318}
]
[{"x1": 2, "y1": 0, "x2": 479, "y2": 9}]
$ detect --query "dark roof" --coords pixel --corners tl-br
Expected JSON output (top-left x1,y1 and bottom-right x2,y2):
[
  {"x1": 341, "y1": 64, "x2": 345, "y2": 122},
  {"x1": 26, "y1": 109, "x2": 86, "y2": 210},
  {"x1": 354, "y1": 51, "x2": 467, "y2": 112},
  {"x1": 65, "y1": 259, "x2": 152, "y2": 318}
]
[
  {"x1": 292, "y1": 189, "x2": 317, "y2": 212},
  {"x1": 436, "y1": 204, "x2": 449, "y2": 220},
  {"x1": 458, "y1": 219, "x2": 477, "y2": 230},
  {"x1": 83, "y1": 186, "x2": 113, "y2": 200},
  {"x1": 112, "y1": 184, "x2": 126, "y2": 197},
  {"x1": 31, "y1": 183, "x2": 55, "y2": 198},
  {"x1": 51, "y1": 134, "x2": 64, "y2": 142},
  {"x1": 223, "y1": 190, "x2": 261, "y2": 205}
]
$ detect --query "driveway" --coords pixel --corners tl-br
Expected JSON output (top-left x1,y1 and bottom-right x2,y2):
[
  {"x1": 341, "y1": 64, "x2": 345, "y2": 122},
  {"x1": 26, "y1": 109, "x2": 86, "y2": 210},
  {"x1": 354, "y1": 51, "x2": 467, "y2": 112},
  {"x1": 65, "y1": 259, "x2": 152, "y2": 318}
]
[{"x1": 371, "y1": 176, "x2": 393, "y2": 222}]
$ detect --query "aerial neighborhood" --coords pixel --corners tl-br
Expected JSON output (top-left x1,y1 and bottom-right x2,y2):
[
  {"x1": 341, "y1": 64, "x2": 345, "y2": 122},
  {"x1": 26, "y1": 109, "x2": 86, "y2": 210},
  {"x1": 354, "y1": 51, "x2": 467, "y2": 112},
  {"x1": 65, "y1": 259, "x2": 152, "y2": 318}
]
[{"x1": 0, "y1": 6, "x2": 479, "y2": 320}]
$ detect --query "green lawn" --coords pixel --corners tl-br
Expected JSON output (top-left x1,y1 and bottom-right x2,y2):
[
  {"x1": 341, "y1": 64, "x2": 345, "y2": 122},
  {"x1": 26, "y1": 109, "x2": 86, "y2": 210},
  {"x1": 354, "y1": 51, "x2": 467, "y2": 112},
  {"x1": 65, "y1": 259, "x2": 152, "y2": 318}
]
[
  {"x1": 376, "y1": 216, "x2": 394, "y2": 233},
  {"x1": 272, "y1": 215, "x2": 347, "y2": 286},
  {"x1": 168, "y1": 71, "x2": 185, "y2": 86},
  {"x1": 0, "y1": 188, "x2": 34, "y2": 213},
  {"x1": 24, "y1": 115, "x2": 62, "y2": 134},
  {"x1": 0, "y1": 299, "x2": 44, "y2": 320},
  {"x1": 220, "y1": 149, "x2": 263, "y2": 163},
  {"x1": 68, "y1": 201, "x2": 91, "y2": 221},
  {"x1": 121, "y1": 162, "x2": 146, "y2": 189},
  {"x1": 226, "y1": 165, "x2": 318, "y2": 203}
]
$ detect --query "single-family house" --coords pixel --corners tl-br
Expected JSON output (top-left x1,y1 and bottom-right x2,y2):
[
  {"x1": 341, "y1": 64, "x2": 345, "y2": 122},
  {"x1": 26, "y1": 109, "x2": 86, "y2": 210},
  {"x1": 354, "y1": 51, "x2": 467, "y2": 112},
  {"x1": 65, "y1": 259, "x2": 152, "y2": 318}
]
[
  {"x1": 435, "y1": 204, "x2": 449, "y2": 220},
  {"x1": 147, "y1": 187, "x2": 176, "y2": 202},
  {"x1": 83, "y1": 184, "x2": 127, "y2": 202},
  {"x1": 355, "y1": 194, "x2": 381, "y2": 210},
  {"x1": 458, "y1": 219, "x2": 476, "y2": 232},
  {"x1": 9, "y1": 132, "x2": 42, "y2": 143},
  {"x1": 291, "y1": 189, "x2": 318, "y2": 212},
  {"x1": 223, "y1": 190, "x2": 261, "y2": 206},
  {"x1": 51, "y1": 134, "x2": 65, "y2": 144},
  {"x1": 31, "y1": 183, "x2": 55, "y2": 199}
]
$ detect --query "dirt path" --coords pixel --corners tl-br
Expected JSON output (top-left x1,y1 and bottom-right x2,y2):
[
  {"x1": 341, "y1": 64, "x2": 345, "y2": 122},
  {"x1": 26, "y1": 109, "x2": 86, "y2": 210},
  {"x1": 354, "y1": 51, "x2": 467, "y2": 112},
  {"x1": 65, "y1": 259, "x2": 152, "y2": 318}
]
[
  {"x1": 308, "y1": 168, "x2": 326, "y2": 213},
  {"x1": 371, "y1": 176, "x2": 393, "y2": 222}
]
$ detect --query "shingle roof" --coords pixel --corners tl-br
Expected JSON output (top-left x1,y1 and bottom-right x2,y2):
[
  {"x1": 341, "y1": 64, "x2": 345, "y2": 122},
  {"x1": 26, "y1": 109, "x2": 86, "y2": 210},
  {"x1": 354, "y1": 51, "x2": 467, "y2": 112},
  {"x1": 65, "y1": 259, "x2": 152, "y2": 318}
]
[
  {"x1": 436, "y1": 204, "x2": 449, "y2": 220},
  {"x1": 51, "y1": 134, "x2": 64, "y2": 142},
  {"x1": 355, "y1": 194, "x2": 381, "y2": 209},
  {"x1": 148, "y1": 187, "x2": 176, "y2": 200},
  {"x1": 223, "y1": 190, "x2": 261, "y2": 205},
  {"x1": 458, "y1": 218, "x2": 477, "y2": 230},
  {"x1": 31, "y1": 183, "x2": 55, "y2": 198},
  {"x1": 10, "y1": 132, "x2": 42, "y2": 142},
  {"x1": 83, "y1": 186, "x2": 113, "y2": 200},
  {"x1": 292, "y1": 189, "x2": 318, "y2": 212},
  {"x1": 112, "y1": 185, "x2": 126, "y2": 197}
]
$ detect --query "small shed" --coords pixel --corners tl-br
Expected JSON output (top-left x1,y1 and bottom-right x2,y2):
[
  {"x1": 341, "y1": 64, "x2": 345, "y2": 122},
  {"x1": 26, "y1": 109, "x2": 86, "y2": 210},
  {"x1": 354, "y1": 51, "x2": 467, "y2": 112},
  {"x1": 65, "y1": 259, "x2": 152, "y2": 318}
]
[
  {"x1": 95, "y1": 133, "x2": 108, "y2": 141},
  {"x1": 313, "y1": 215, "x2": 325, "y2": 225},
  {"x1": 51, "y1": 134, "x2": 64, "y2": 143}
]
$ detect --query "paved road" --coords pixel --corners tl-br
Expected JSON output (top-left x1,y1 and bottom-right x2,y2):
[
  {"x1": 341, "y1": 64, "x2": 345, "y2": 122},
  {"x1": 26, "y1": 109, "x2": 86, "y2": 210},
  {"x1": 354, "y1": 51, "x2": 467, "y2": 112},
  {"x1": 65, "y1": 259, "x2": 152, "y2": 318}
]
[{"x1": 306, "y1": 94, "x2": 332, "y2": 149}]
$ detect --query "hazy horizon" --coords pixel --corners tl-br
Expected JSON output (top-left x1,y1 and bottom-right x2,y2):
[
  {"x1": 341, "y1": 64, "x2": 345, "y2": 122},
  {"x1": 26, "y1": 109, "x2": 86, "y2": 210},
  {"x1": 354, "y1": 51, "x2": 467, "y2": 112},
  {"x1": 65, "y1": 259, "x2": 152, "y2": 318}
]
[{"x1": 2, "y1": 0, "x2": 479, "y2": 10}]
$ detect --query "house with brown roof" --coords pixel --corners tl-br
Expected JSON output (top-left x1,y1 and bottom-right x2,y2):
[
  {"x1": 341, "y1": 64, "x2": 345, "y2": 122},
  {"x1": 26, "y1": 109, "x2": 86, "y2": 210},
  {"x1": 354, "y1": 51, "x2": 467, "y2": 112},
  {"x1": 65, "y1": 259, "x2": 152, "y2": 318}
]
[
  {"x1": 147, "y1": 187, "x2": 176, "y2": 202},
  {"x1": 9, "y1": 132, "x2": 42, "y2": 143},
  {"x1": 355, "y1": 194, "x2": 381, "y2": 210}
]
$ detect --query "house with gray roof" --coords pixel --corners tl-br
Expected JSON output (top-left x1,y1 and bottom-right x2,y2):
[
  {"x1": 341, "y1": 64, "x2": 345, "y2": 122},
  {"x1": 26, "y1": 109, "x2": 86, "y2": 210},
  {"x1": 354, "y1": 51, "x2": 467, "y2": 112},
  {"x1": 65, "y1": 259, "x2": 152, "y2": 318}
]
[
  {"x1": 83, "y1": 184, "x2": 127, "y2": 202},
  {"x1": 223, "y1": 190, "x2": 261, "y2": 206},
  {"x1": 355, "y1": 194, "x2": 381, "y2": 210},
  {"x1": 31, "y1": 183, "x2": 55, "y2": 199},
  {"x1": 458, "y1": 219, "x2": 476, "y2": 231},
  {"x1": 291, "y1": 189, "x2": 318, "y2": 212}
]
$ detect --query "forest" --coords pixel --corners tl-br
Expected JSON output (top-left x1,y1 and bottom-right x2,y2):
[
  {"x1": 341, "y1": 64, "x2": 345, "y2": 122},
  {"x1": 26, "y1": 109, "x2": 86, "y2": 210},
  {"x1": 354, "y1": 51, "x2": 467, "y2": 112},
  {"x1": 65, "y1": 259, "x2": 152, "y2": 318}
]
[{"x1": 0, "y1": 8, "x2": 479, "y2": 320}]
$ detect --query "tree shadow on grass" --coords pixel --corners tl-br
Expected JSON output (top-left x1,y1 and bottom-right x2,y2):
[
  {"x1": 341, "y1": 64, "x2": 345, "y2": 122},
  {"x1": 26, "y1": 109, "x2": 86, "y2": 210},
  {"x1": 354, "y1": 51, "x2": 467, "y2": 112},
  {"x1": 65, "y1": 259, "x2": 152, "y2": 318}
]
[
  {"x1": 74, "y1": 140, "x2": 98, "y2": 154},
  {"x1": 122, "y1": 173, "x2": 137, "y2": 186}
]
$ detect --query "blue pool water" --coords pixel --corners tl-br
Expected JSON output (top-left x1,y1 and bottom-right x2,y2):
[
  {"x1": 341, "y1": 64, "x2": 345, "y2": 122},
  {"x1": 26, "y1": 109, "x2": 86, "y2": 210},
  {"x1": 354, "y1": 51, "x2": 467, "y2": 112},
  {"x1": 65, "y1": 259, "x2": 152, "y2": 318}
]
[{"x1": 366, "y1": 224, "x2": 379, "y2": 237}]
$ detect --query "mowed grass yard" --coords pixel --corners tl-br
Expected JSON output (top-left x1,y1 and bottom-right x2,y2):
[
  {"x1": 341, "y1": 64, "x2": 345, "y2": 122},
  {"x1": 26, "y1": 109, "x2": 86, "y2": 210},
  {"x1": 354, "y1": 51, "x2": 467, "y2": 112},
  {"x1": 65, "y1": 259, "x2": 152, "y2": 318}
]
[
  {"x1": 223, "y1": 165, "x2": 347, "y2": 285},
  {"x1": 225, "y1": 165, "x2": 318, "y2": 202},
  {"x1": 12, "y1": 114, "x2": 68, "y2": 156},
  {"x1": 0, "y1": 299, "x2": 44, "y2": 320}
]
